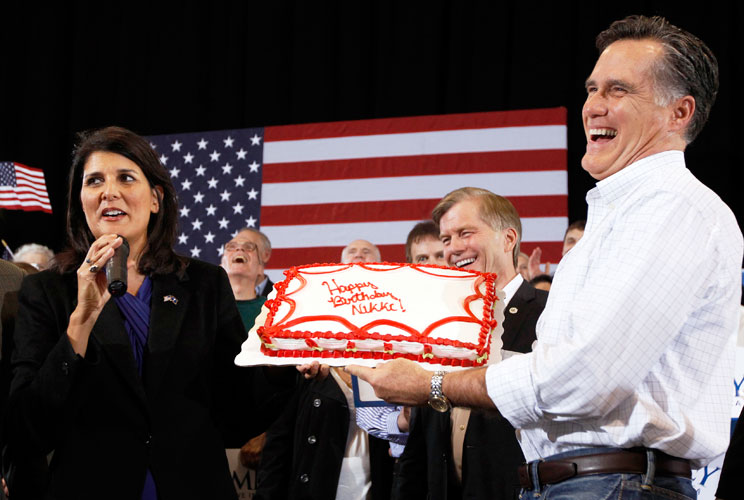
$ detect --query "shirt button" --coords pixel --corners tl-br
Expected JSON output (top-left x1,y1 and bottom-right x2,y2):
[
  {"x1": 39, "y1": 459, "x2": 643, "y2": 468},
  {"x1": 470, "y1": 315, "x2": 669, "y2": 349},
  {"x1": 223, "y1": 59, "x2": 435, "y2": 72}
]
[
  {"x1": 307, "y1": 435, "x2": 317, "y2": 445},
  {"x1": 299, "y1": 473, "x2": 309, "y2": 483},
  {"x1": 61, "y1": 361, "x2": 69, "y2": 375},
  {"x1": 313, "y1": 398, "x2": 322, "y2": 408},
  {"x1": 145, "y1": 434, "x2": 152, "y2": 445},
  {"x1": 459, "y1": 425, "x2": 465, "y2": 431}
]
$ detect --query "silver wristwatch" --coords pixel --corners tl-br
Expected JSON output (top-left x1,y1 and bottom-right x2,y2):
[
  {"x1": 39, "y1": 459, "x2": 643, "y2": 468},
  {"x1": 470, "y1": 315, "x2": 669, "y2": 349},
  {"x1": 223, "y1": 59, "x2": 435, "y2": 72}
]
[{"x1": 428, "y1": 371, "x2": 451, "y2": 412}]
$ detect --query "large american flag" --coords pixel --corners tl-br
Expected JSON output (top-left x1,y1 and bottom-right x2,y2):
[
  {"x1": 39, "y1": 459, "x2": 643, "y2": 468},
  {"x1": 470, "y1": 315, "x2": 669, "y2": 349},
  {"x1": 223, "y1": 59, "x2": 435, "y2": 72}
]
[
  {"x1": 0, "y1": 162, "x2": 52, "y2": 213},
  {"x1": 149, "y1": 108, "x2": 568, "y2": 282}
]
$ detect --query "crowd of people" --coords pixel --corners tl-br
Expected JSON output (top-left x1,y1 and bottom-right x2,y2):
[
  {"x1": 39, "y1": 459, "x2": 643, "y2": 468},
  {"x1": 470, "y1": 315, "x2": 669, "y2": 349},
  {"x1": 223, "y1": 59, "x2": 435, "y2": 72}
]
[{"x1": 0, "y1": 13, "x2": 742, "y2": 500}]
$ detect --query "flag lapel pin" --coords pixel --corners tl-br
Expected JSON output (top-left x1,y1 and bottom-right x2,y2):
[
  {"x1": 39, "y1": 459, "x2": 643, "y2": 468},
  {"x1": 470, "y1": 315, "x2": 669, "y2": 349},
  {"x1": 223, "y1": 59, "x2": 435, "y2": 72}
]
[{"x1": 163, "y1": 295, "x2": 178, "y2": 305}]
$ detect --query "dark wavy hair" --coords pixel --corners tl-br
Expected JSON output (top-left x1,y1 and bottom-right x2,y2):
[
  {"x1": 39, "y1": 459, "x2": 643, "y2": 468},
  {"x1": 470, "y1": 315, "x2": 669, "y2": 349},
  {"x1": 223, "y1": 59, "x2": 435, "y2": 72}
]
[
  {"x1": 55, "y1": 126, "x2": 186, "y2": 275},
  {"x1": 596, "y1": 15, "x2": 718, "y2": 143},
  {"x1": 405, "y1": 221, "x2": 440, "y2": 264}
]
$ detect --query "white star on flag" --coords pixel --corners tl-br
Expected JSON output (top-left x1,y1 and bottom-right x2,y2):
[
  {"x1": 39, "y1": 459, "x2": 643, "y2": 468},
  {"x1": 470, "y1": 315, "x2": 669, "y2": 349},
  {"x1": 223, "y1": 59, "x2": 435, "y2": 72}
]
[
  {"x1": 247, "y1": 188, "x2": 258, "y2": 200},
  {"x1": 248, "y1": 161, "x2": 259, "y2": 173},
  {"x1": 147, "y1": 128, "x2": 264, "y2": 265}
]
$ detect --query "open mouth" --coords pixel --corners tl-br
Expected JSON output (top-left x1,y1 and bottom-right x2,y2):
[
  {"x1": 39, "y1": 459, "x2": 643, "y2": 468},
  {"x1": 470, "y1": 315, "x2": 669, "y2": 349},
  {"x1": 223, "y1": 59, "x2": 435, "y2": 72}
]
[
  {"x1": 455, "y1": 257, "x2": 475, "y2": 268},
  {"x1": 589, "y1": 128, "x2": 617, "y2": 143},
  {"x1": 102, "y1": 208, "x2": 126, "y2": 218},
  {"x1": 232, "y1": 255, "x2": 247, "y2": 264}
]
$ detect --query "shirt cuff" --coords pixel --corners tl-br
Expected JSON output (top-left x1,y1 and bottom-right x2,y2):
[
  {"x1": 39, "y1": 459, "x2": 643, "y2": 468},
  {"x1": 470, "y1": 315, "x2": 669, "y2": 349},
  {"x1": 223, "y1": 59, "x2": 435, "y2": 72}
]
[
  {"x1": 389, "y1": 441, "x2": 406, "y2": 458},
  {"x1": 385, "y1": 409, "x2": 402, "y2": 434},
  {"x1": 384, "y1": 408, "x2": 409, "y2": 445},
  {"x1": 486, "y1": 352, "x2": 543, "y2": 429}
]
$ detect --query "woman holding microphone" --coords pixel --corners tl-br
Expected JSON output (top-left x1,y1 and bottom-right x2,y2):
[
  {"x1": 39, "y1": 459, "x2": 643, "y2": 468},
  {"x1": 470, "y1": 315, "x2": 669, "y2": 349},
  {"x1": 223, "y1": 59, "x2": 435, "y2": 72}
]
[{"x1": 5, "y1": 126, "x2": 270, "y2": 499}]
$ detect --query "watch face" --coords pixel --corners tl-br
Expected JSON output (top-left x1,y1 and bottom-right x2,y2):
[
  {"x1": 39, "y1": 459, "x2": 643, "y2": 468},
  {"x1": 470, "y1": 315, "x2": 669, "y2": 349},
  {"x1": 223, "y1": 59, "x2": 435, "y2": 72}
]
[{"x1": 428, "y1": 396, "x2": 450, "y2": 413}]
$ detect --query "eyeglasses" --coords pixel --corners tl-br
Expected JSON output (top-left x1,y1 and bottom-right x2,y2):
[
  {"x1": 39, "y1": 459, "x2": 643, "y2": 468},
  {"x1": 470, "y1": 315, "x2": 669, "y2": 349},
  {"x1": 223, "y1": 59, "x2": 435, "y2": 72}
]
[{"x1": 224, "y1": 241, "x2": 258, "y2": 252}]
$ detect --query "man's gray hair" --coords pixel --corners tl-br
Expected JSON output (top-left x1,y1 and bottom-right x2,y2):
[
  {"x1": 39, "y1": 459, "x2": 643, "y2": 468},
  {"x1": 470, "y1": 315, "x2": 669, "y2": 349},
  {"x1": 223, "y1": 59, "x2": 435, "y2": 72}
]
[
  {"x1": 595, "y1": 15, "x2": 718, "y2": 143},
  {"x1": 236, "y1": 227, "x2": 272, "y2": 256}
]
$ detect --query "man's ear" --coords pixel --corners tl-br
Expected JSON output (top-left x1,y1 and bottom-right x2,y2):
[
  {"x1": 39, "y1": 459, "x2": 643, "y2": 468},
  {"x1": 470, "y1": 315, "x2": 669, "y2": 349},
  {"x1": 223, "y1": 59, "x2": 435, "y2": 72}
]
[
  {"x1": 669, "y1": 95, "x2": 695, "y2": 135},
  {"x1": 502, "y1": 227, "x2": 518, "y2": 255}
]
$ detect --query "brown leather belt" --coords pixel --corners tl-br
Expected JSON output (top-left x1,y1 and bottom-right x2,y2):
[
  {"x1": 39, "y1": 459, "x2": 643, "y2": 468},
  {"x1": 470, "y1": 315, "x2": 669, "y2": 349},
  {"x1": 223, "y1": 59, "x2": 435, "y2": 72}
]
[{"x1": 517, "y1": 449, "x2": 691, "y2": 490}]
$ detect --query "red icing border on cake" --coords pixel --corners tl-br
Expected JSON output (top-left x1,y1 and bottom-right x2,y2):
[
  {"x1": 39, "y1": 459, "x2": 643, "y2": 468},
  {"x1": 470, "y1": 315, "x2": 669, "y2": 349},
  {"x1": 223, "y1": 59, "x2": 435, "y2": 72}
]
[{"x1": 259, "y1": 262, "x2": 499, "y2": 366}]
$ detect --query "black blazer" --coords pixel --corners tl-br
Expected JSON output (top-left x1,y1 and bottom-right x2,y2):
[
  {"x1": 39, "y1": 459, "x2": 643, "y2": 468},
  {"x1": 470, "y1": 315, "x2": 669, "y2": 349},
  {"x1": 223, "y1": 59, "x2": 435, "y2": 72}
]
[
  {"x1": 393, "y1": 280, "x2": 548, "y2": 500},
  {"x1": 256, "y1": 374, "x2": 394, "y2": 500},
  {"x1": 5, "y1": 259, "x2": 275, "y2": 500},
  {"x1": 259, "y1": 277, "x2": 274, "y2": 298}
]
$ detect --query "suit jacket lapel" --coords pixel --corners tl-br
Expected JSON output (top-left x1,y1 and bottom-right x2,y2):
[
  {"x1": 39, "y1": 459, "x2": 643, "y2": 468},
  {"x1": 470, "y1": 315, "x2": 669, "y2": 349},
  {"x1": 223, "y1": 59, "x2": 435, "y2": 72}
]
[
  {"x1": 144, "y1": 271, "x2": 191, "y2": 400},
  {"x1": 500, "y1": 281, "x2": 535, "y2": 351},
  {"x1": 91, "y1": 300, "x2": 148, "y2": 406}
]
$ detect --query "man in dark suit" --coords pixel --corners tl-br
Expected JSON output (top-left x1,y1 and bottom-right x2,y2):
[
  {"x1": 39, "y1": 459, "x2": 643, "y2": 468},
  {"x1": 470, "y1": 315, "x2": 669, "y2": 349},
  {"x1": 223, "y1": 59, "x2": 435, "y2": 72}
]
[{"x1": 393, "y1": 188, "x2": 548, "y2": 500}]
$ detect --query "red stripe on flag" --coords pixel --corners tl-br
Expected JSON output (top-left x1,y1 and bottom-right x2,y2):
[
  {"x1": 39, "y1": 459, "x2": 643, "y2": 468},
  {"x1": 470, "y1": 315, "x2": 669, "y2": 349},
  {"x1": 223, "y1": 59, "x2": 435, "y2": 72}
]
[
  {"x1": 520, "y1": 241, "x2": 563, "y2": 265},
  {"x1": 264, "y1": 108, "x2": 567, "y2": 141},
  {"x1": 262, "y1": 150, "x2": 566, "y2": 183},
  {"x1": 261, "y1": 196, "x2": 568, "y2": 226},
  {"x1": 267, "y1": 241, "x2": 564, "y2": 271}
]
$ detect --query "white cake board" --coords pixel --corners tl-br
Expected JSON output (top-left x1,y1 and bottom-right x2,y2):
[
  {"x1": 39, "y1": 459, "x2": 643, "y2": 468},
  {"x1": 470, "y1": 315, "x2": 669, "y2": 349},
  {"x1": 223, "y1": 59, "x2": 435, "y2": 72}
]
[{"x1": 234, "y1": 282, "x2": 505, "y2": 372}]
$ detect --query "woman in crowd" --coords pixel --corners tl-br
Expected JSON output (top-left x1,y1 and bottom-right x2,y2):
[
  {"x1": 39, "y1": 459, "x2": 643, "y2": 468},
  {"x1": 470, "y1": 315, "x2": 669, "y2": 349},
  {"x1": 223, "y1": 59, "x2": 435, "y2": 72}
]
[{"x1": 4, "y1": 126, "x2": 268, "y2": 499}]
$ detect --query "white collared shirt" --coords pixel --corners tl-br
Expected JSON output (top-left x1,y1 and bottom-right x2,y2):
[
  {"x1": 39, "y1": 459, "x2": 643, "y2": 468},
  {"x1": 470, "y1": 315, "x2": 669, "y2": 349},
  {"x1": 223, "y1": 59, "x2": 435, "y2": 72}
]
[
  {"x1": 486, "y1": 151, "x2": 743, "y2": 468},
  {"x1": 500, "y1": 272, "x2": 523, "y2": 307}
]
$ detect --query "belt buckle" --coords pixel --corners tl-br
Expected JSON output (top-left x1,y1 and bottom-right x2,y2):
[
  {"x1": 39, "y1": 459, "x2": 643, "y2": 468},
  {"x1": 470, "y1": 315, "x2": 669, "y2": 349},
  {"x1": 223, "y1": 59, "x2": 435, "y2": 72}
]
[{"x1": 545, "y1": 460, "x2": 579, "y2": 484}]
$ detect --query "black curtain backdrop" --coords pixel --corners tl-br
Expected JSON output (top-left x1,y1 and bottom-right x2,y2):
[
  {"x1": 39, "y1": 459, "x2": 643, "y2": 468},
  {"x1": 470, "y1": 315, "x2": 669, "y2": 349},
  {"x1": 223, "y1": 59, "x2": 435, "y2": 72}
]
[{"x1": 1, "y1": 1, "x2": 742, "y2": 258}]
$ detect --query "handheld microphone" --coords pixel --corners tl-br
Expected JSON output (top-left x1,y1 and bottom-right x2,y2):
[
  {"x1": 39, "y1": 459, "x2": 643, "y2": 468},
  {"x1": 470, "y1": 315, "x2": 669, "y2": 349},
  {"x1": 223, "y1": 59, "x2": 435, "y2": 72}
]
[{"x1": 106, "y1": 236, "x2": 130, "y2": 297}]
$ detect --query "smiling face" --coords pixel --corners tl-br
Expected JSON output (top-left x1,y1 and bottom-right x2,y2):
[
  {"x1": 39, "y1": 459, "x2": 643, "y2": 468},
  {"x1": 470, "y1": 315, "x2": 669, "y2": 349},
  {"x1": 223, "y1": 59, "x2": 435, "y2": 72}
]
[
  {"x1": 80, "y1": 151, "x2": 160, "y2": 256},
  {"x1": 582, "y1": 39, "x2": 686, "y2": 180},
  {"x1": 409, "y1": 236, "x2": 446, "y2": 266},
  {"x1": 438, "y1": 198, "x2": 517, "y2": 285},
  {"x1": 221, "y1": 229, "x2": 262, "y2": 279}
]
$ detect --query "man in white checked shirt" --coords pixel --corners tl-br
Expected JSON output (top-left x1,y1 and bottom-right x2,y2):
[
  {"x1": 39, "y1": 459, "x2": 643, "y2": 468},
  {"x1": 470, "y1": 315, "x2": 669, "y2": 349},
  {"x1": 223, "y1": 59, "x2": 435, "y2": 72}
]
[{"x1": 347, "y1": 15, "x2": 744, "y2": 499}]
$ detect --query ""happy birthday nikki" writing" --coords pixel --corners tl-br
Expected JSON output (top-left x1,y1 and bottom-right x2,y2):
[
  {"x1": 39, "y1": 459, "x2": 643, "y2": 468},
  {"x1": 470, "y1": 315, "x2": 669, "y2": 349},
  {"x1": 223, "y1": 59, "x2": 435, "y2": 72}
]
[{"x1": 321, "y1": 279, "x2": 405, "y2": 315}]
